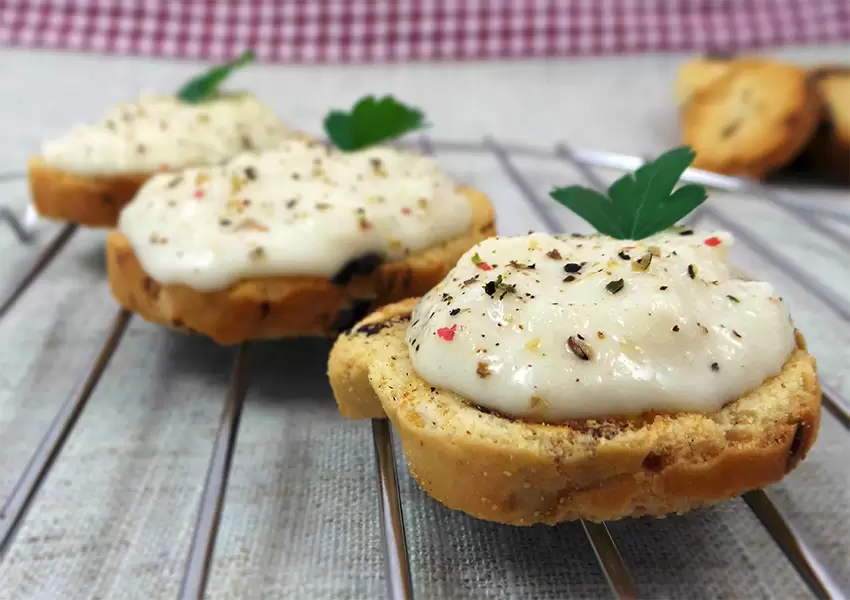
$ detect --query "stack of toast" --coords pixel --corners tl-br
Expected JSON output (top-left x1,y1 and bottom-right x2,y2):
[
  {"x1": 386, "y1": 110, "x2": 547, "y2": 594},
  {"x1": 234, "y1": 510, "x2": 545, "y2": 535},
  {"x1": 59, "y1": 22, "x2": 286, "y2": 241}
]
[{"x1": 676, "y1": 56, "x2": 849, "y2": 183}]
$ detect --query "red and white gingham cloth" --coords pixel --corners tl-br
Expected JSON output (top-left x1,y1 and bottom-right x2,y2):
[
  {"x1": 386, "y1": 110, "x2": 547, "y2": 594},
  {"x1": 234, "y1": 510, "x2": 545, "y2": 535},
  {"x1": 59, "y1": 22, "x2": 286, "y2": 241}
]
[{"x1": 1, "y1": 1, "x2": 849, "y2": 63}]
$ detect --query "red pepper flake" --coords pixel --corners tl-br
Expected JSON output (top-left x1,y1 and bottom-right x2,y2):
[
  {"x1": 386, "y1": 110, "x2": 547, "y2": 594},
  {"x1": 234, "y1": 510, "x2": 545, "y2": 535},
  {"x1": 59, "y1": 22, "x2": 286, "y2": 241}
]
[
  {"x1": 401, "y1": 207, "x2": 413, "y2": 215},
  {"x1": 471, "y1": 252, "x2": 492, "y2": 270},
  {"x1": 193, "y1": 189, "x2": 204, "y2": 199},
  {"x1": 158, "y1": 163, "x2": 169, "y2": 172},
  {"x1": 437, "y1": 325, "x2": 457, "y2": 341},
  {"x1": 704, "y1": 236, "x2": 722, "y2": 247}
]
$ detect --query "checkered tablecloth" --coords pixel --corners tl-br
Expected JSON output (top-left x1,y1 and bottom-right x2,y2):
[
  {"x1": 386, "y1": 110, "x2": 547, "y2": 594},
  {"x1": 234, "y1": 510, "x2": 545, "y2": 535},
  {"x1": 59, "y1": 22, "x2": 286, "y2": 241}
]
[{"x1": 1, "y1": 0, "x2": 849, "y2": 63}]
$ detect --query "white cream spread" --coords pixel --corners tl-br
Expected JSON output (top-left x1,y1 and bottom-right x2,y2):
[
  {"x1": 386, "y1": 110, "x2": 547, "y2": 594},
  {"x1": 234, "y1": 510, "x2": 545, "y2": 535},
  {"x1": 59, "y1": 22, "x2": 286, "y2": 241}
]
[
  {"x1": 41, "y1": 93, "x2": 295, "y2": 174},
  {"x1": 407, "y1": 231, "x2": 797, "y2": 421},
  {"x1": 118, "y1": 138, "x2": 473, "y2": 291}
]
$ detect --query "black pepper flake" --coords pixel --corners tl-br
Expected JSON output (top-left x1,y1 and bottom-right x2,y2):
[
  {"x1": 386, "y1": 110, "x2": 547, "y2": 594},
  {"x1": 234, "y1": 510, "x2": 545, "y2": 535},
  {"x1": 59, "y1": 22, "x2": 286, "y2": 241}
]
[
  {"x1": 509, "y1": 260, "x2": 535, "y2": 270},
  {"x1": 567, "y1": 335, "x2": 593, "y2": 360},
  {"x1": 727, "y1": 294, "x2": 740, "y2": 303},
  {"x1": 449, "y1": 308, "x2": 461, "y2": 316},
  {"x1": 441, "y1": 293, "x2": 454, "y2": 303},
  {"x1": 167, "y1": 176, "x2": 183, "y2": 189},
  {"x1": 483, "y1": 275, "x2": 516, "y2": 299},
  {"x1": 563, "y1": 275, "x2": 576, "y2": 283},
  {"x1": 711, "y1": 362, "x2": 720, "y2": 372},
  {"x1": 564, "y1": 262, "x2": 582, "y2": 273},
  {"x1": 679, "y1": 229, "x2": 694, "y2": 236},
  {"x1": 659, "y1": 285, "x2": 668, "y2": 290},
  {"x1": 219, "y1": 218, "x2": 232, "y2": 227},
  {"x1": 672, "y1": 325, "x2": 680, "y2": 332},
  {"x1": 546, "y1": 249, "x2": 562, "y2": 259},
  {"x1": 462, "y1": 275, "x2": 479, "y2": 286},
  {"x1": 605, "y1": 278, "x2": 625, "y2": 294},
  {"x1": 286, "y1": 199, "x2": 298, "y2": 209},
  {"x1": 617, "y1": 251, "x2": 631, "y2": 260},
  {"x1": 687, "y1": 264, "x2": 697, "y2": 279},
  {"x1": 732, "y1": 329, "x2": 742, "y2": 338},
  {"x1": 244, "y1": 166, "x2": 257, "y2": 180}
]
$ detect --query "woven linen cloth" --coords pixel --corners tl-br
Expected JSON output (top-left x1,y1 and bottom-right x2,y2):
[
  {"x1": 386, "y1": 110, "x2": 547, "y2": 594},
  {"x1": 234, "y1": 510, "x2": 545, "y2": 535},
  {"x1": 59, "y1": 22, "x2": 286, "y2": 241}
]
[{"x1": 1, "y1": 0, "x2": 849, "y2": 63}]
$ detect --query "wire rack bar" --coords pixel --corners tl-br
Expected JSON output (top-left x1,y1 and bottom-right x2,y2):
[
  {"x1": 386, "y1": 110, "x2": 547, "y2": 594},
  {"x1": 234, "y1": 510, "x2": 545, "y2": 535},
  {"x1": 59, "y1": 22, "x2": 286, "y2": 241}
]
[
  {"x1": 484, "y1": 137, "x2": 639, "y2": 599},
  {"x1": 484, "y1": 137, "x2": 563, "y2": 232},
  {"x1": 0, "y1": 170, "x2": 25, "y2": 183},
  {"x1": 0, "y1": 223, "x2": 76, "y2": 320},
  {"x1": 820, "y1": 383, "x2": 850, "y2": 430},
  {"x1": 556, "y1": 145, "x2": 848, "y2": 600},
  {"x1": 575, "y1": 148, "x2": 850, "y2": 225},
  {"x1": 582, "y1": 522, "x2": 639, "y2": 600},
  {"x1": 0, "y1": 206, "x2": 37, "y2": 244},
  {"x1": 179, "y1": 343, "x2": 251, "y2": 600},
  {"x1": 743, "y1": 490, "x2": 847, "y2": 600},
  {"x1": 0, "y1": 308, "x2": 131, "y2": 560},
  {"x1": 372, "y1": 419, "x2": 415, "y2": 600}
]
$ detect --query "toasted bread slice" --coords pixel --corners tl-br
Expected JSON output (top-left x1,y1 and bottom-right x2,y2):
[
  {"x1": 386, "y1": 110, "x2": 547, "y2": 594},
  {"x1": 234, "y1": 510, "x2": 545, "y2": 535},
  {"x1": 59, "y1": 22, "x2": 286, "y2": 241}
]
[
  {"x1": 28, "y1": 156, "x2": 151, "y2": 228},
  {"x1": 106, "y1": 187, "x2": 495, "y2": 344},
  {"x1": 681, "y1": 60, "x2": 822, "y2": 178},
  {"x1": 328, "y1": 299, "x2": 821, "y2": 525}
]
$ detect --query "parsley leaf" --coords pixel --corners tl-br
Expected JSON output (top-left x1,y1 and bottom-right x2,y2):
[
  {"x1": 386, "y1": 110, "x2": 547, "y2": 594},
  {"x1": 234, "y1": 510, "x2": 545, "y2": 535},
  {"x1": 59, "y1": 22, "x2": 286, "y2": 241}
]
[
  {"x1": 550, "y1": 146, "x2": 707, "y2": 240},
  {"x1": 549, "y1": 187, "x2": 625, "y2": 238},
  {"x1": 177, "y1": 50, "x2": 255, "y2": 104},
  {"x1": 323, "y1": 95, "x2": 428, "y2": 152}
]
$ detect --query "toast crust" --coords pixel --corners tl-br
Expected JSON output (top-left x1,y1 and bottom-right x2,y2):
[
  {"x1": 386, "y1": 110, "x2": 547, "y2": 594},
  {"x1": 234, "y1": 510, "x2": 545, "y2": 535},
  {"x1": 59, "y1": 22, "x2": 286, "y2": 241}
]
[
  {"x1": 28, "y1": 156, "x2": 151, "y2": 228},
  {"x1": 681, "y1": 61, "x2": 822, "y2": 178},
  {"x1": 328, "y1": 299, "x2": 821, "y2": 525},
  {"x1": 106, "y1": 187, "x2": 495, "y2": 344},
  {"x1": 674, "y1": 56, "x2": 736, "y2": 106}
]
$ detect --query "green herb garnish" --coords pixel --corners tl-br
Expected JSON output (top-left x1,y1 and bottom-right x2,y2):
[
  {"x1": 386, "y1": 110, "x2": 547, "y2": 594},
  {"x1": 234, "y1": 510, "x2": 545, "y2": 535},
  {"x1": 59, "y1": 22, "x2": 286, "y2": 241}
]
[
  {"x1": 177, "y1": 50, "x2": 256, "y2": 104},
  {"x1": 323, "y1": 95, "x2": 428, "y2": 152},
  {"x1": 550, "y1": 147, "x2": 707, "y2": 240}
]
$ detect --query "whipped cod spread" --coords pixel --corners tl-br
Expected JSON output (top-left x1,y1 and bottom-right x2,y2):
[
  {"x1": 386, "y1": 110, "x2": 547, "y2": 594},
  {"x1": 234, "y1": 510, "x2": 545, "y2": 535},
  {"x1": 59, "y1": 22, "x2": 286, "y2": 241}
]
[
  {"x1": 41, "y1": 93, "x2": 295, "y2": 174},
  {"x1": 118, "y1": 138, "x2": 473, "y2": 291},
  {"x1": 407, "y1": 231, "x2": 797, "y2": 421}
]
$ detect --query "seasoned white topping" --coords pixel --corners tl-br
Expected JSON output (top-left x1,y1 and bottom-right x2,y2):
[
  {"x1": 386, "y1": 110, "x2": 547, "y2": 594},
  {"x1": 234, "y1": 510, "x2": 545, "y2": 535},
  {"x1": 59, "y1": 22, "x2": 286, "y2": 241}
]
[
  {"x1": 118, "y1": 138, "x2": 472, "y2": 291},
  {"x1": 41, "y1": 93, "x2": 295, "y2": 174},
  {"x1": 407, "y1": 231, "x2": 796, "y2": 421}
]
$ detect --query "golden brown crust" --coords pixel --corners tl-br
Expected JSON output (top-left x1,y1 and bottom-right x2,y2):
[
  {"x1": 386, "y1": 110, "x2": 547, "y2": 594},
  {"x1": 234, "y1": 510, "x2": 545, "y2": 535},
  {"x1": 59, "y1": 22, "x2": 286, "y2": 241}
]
[
  {"x1": 28, "y1": 156, "x2": 152, "y2": 228},
  {"x1": 328, "y1": 300, "x2": 821, "y2": 525},
  {"x1": 674, "y1": 56, "x2": 735, "y2": 107},
  {"x1": 681, "y1": 60, "x2": 822, "y2": 178},
  {"x1": 106, "y1": 187, "x2": 496, "y2": 345}
]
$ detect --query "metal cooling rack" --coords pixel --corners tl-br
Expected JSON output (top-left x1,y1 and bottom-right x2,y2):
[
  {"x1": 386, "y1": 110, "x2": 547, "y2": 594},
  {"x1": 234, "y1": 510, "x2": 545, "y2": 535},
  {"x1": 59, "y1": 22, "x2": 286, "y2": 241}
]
[{"x1": 0, "y1": 137, "x2": 848, "y2": 600}]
